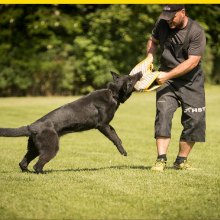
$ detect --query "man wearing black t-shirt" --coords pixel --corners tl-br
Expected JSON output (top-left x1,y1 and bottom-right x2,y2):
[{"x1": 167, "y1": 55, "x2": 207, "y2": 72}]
[{"x1": 147, "y1": 4, "x2": 206, "y2": 171}]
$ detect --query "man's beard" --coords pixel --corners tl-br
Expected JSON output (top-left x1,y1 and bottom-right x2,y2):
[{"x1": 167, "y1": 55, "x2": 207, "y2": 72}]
[{"x1": 175, "y1": 18, "x2": 185, "y2": 29}]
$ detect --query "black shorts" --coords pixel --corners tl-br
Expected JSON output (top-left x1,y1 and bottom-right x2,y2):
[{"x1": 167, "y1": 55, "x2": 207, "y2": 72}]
[{"x1": 155, "y1": 73, "x2": 206, "y2": 142}]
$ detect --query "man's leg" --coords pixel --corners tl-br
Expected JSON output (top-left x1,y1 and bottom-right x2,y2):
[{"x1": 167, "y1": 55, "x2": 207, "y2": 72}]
[
  {"x1": 152, "y1": 83, "x2": 179, "y2": 171},
  {"x1": 151, "y1": 137, "x2": 170, "y2": 171},
  {"x1": 174, "y1": 73, "x2": 206, "y2": 169},
  {"x1": 173, "y1": 141, "x2": 195, "y2": 169},
  {"x1": 156, "y1": 136, "x2": 171, "y2": 155},
  {"x1": 178, "y1": 141, "x2": 195, "y2": 157}
]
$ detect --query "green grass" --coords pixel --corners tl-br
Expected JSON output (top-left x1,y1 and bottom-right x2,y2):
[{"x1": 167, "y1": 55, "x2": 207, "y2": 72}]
[{"x1": 0, "y1": 85, "x2": 220, "y2": 219}]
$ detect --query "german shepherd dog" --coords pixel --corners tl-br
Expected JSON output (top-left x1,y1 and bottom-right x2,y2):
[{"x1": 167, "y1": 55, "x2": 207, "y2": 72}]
[{"x1": 0, "y1": 71, "x2": 142, "y2": 174}]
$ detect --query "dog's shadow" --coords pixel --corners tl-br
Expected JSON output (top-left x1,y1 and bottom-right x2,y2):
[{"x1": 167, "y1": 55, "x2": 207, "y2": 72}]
[
  {"x1": 45, "y1": 165, "x2": 176, "y2": 174},
  {"x1": 1, "y1": 165, "x2": 174, "y2": 174},
  {"x1": 44, "y1": 165, "x2": 152, "y2": 174}
]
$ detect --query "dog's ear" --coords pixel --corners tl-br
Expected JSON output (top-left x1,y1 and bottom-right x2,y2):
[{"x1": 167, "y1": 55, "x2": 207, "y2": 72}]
[{"x1": 110, "y1": 71, "x2": 120, "y2": 82}]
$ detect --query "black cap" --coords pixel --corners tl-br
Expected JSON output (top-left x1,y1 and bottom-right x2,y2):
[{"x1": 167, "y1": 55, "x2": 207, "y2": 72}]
[{"x1": 159, "y1": 4, "x2": 185, "y2": 20}]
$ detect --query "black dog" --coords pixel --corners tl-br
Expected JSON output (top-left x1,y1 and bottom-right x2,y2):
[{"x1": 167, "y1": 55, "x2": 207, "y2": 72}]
[{"x1": 0, "y1": 71, "x2": 142, "y2": 174}]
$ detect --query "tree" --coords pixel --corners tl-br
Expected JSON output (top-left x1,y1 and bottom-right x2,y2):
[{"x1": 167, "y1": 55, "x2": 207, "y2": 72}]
[{"x1": 0, "y1": 4, "x2": 219, "y2": 96}]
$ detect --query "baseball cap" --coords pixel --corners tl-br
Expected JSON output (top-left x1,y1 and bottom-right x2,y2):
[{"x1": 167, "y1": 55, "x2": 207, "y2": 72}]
[{"x1": 159, "y1": 4, "x2": 185, "y2": 20}]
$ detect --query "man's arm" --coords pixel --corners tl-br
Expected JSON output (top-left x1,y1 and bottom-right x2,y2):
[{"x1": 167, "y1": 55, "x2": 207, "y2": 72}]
[
  {"x1": 156, "y1": 55, "x2": 201, "y2": 84},
  {"x1": 146, "y1": 36, "x2": 159, "y2": 62}
]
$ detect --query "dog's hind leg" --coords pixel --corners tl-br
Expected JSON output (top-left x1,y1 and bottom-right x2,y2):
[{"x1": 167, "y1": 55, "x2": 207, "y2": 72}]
[
  {"x1": 19, "y1": 137, "x2": 39, "y2": 172},
  {"x1": 98, "y1": 124, "x2": 127, "y2": 156},
  {"x1": 33, "y1": 128, "x2": 59, "y2": 174}
]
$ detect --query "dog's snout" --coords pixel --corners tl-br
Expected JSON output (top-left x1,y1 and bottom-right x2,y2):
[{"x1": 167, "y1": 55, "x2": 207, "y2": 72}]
[{"x1": 138, "y1": 71, "x2": 143, "y2": 79}]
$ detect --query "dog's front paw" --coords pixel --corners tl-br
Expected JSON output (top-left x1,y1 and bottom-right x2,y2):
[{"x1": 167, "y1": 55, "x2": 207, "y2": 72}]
[
  {"x1": 116, "y1": 146, "x2": 127, "y2": 156},
  {"x1": 121, "y1": 149, "x2": 127, "y2": 156}
]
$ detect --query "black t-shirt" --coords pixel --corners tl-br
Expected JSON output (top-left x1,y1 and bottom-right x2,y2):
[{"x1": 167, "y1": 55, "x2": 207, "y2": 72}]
[{"x1": 152, "y1": 17, "x2": 206, "y2": 56}]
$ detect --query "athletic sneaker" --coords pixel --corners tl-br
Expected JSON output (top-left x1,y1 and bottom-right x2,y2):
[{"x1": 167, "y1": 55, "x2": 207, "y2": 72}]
[
  {"x1": 173, "y1": 160, "x2": 197, "y2": 170},
  {"x1": 151, "y1": 158, "x2": 166, "y2": 171}
]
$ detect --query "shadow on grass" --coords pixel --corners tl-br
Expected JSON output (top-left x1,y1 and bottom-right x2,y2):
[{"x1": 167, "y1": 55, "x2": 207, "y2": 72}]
[
  {"x1": 44, "y1": 165, "x2": 153, "y2": 174},
  {"x1": 0, "y1": 165, "x2": 176, "y2": 174}
]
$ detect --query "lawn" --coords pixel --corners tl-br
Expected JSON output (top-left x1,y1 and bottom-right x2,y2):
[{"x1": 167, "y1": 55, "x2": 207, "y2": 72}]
[{"x1": 0, "y1": 85, "x2": 220, "y2": 219}]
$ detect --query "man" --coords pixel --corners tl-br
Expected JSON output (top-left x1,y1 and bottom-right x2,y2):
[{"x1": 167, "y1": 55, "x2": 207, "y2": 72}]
[{"x1": 146, "y1": 4, "x2": 206, "y2": 171}]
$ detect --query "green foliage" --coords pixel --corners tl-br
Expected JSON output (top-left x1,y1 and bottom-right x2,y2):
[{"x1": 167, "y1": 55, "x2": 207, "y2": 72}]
[
  {"x1": 0, "y1": 5, "x2": 220, "y2": 96},
  {"x1": 0, "y1": 87, "x2": 220, "y2": 218}
]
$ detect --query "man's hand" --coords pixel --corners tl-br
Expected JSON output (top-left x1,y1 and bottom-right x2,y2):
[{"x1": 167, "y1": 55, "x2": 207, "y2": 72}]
[{"x1": 156, "y1": 72, "x2": 169, "y2": 84}]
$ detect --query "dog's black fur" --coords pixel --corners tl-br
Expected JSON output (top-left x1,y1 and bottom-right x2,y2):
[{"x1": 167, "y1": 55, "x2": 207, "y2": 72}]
[{"x1": 0, "y1": 71, "x2": 142, "y2": 174}]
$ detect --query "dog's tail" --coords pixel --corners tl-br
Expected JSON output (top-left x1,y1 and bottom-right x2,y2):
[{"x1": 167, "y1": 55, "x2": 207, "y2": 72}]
[{"x1": 0, "y1": 126, "x2": 31, "y2": 137}]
